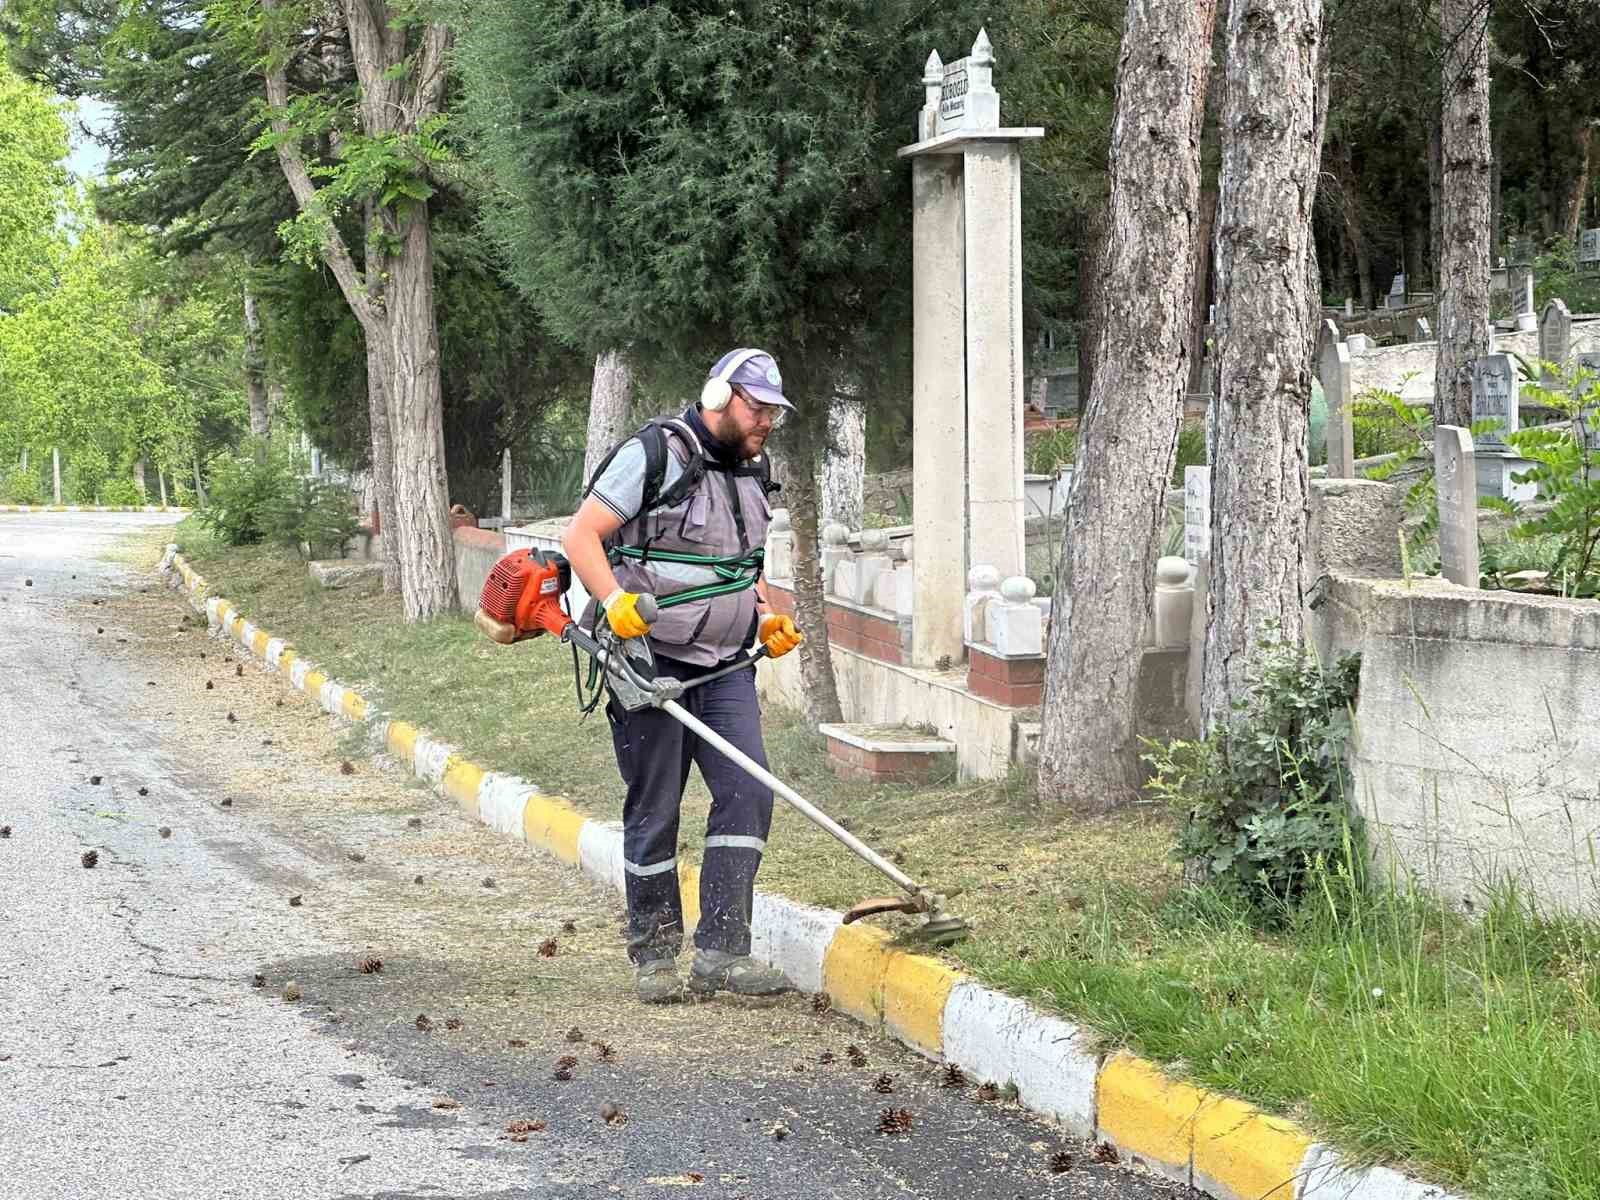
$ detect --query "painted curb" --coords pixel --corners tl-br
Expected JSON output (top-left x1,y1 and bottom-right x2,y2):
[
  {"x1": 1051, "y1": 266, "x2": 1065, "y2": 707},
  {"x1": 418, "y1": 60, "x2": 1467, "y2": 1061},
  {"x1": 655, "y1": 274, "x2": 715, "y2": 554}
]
[
  {"x1": 0, "y1": 504, "x2": 191, "y2": 513},
  {"x1": 159, "y1": 548, "x2": 1469, "y2": 1200}
]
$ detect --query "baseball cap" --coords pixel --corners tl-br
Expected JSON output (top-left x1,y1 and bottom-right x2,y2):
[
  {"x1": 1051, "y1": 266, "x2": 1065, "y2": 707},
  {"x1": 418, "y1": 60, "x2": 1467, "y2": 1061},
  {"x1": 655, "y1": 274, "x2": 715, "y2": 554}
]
[{"x1": 711, "y1": 348, "x2": 793, "y2": 410}]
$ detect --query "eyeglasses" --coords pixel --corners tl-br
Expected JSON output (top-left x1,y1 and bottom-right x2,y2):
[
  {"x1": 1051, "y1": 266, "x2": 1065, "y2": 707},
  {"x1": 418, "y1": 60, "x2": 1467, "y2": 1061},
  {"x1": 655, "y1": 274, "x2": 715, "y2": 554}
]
[{"x1": 735, "y1": 387, "x2": 786, "y2": 428}]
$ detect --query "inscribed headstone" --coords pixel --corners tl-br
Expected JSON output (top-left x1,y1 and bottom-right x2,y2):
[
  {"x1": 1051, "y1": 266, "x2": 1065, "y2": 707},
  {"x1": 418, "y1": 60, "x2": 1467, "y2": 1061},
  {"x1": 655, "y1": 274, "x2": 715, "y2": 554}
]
[
  {"x1": 934, "y1": 28, "x2": 999, "y2": 136},
  {"x1": 1580, "y1": 228, "x2": 1600, "y2": 264},
  {"x1": 1434, "y1": 426, "x2": 1479, "y2": 588},
  {"x1": 1387, "y1": 274, "x2": 1406, "y2": 309},
  {"x1": 1471, "y1": 355, "x2": 1519, "y2": 449},
  {"x1": 1539, "y1": 299, "x2": 1572, "y2": 379},
  {"x1": 1318, "y1": 327, "x2": 1355, "y2": 478},
  {"x1": 1577, "y1": 352, "x2": 1600, "y2": 449},
  {"x1": 1183, "y1": 466, "x2": 1211, "y2": 566}
]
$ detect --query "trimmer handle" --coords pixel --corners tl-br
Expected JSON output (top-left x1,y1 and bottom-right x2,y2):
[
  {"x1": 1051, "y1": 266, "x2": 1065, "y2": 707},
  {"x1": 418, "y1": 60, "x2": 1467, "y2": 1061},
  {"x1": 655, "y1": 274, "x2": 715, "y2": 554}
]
[{"x1": 635, "y1": 594, "x2": 660, "y2": 624}]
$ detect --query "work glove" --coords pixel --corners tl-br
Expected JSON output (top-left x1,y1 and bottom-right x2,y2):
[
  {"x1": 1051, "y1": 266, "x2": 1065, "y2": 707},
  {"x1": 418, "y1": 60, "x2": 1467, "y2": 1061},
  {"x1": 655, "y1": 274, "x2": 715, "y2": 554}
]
[
  {"x1": 604, "y1": 590, "x2": 653, "y2": 639},
  {"x1": 758, "y1": 613, "x2": 803, "y2": 659}
]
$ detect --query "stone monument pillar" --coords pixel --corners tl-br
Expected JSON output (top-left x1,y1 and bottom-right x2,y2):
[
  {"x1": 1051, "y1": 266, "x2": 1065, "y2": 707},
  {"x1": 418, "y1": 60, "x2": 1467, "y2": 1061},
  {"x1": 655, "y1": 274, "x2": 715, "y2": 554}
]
[{"x1": 900, "y1": 29, "x2": 1043, "y2": 667}]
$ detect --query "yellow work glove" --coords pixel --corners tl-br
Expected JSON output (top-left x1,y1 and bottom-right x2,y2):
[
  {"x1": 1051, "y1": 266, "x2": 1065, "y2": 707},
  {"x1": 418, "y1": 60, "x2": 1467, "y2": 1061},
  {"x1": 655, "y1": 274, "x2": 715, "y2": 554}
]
[
  {"x1": 604, "y1": 590, "x2": 653, "y2": 639},
  {"x1": 758, "y1": 613, "x2": 803, "y2": 659}
]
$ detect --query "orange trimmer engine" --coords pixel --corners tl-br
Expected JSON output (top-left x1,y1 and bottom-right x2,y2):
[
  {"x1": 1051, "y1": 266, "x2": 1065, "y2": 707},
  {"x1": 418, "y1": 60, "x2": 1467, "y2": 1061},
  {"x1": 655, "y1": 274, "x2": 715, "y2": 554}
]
[{"x1": 474, "y1": 549, "x2": 575, "y2": 645}]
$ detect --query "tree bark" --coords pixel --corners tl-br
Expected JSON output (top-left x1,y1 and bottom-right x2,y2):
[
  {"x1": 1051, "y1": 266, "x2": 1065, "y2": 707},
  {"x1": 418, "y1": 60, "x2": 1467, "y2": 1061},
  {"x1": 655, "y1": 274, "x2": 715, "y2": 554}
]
[
  {"x1": 782, "y1": 443, "x2": 844, "y2": 726},
  {"x1": 1433, "y1": 0, "x2": 1493, "y2": 430},
  {"x1": 1560, "y1": 118, "x2": 1595, "y2": 245},
  {"x1": 365, "y1": 341, "x2": 402, "y2": 593},
  {"x1": 1335, "y1": 144, "x2": 1376, "y2": 310},
  {"x1": 192, "y1": 455, "x2": 207, "y2": 508},
  {"x1": 1075, "y1": 206, "x2": 1110, "y2": 414},
  {"x1": 52, "y1": 446, "x2": 60, "y2": 505},
  {"x1": 385, "y1": 206, "x2": 458, "y2": 621},
  {"x1": 820, "y1": 387, "x2": 866, "y2": 530},
  {"x1": 158, "y1": 470, "x2": 168, "y2": 508},
  {"x1": 259, "y1": 0, "x2": 456, "y2": 620},
  {"x1": 1187, "y1": 186, "x2": 1219, "y2": 395},
  {"x1": 1038, "y1": 0, "x2": 1218, "y2": 810},
  {"x1": 1201, "y1": 0, "x2": 1322, "y2": 729},
  {"x1": 242, "y1": 284, "x2": 271, "y2": 440},
  {"x1": 584, "y1": 348, "x2": 635, "y2": 481},
  {"x1": 133, "y1": 456, "x2": 147, "y2": 497}
]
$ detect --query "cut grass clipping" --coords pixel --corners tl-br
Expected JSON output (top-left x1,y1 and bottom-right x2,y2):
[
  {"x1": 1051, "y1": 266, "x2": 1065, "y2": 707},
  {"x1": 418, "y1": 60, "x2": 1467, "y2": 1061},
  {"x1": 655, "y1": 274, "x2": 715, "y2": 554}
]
[{"x1": 174, "y1": 522, "x2": 1600, "y2": 1200}]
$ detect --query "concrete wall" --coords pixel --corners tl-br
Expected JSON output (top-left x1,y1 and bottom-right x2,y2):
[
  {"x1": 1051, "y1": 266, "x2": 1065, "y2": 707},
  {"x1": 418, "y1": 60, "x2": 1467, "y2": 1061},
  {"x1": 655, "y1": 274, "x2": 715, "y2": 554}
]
[
  {"x1": 452, "y1": 526, "x2": 507, "y2": 613},
  {"x1": 1327, "y1": 576, "x2": 1600, "y2": 917},
  {"x1": 1346, "y1": 321, "x2": 1600, "y2": 401}
]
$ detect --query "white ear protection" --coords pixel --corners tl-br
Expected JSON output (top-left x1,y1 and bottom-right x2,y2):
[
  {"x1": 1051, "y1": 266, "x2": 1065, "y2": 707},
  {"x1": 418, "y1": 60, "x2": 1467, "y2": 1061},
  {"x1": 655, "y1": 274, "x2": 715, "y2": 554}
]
[{"x1": 700, "y1": 348, "x2": 770, "y2": 412}]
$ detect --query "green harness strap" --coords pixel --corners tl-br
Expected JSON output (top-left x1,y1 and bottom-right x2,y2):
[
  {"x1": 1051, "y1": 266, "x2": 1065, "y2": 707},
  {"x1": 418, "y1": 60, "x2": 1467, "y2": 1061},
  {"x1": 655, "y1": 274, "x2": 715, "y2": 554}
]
[{"x1": 607, "y1": 545, "x2": 765, "y2": 608}]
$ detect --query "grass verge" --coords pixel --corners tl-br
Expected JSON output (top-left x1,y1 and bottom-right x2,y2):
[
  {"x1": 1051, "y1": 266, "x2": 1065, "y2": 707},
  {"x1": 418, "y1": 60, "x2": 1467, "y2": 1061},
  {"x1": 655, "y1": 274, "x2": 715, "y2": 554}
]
[{"x1": 168, "y1": 523, "x2": 1599, "y2": 1199}]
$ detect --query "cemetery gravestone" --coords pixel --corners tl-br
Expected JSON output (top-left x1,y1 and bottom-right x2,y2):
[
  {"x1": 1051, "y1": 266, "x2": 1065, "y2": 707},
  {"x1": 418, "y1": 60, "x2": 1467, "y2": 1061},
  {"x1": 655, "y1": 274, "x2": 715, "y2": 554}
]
[
  {"x1": 1580, "y1": 228, "x2": 1600, "y2": 265},
  {"x1": 1471, "y1": 355, "x2": 1518, "y2": 448},
  {"x1": 1540, "y1": 299, "x2": 1572, "y2": 385},
  {"x1": 1183, "y1": 466, "x2": 1211, "y2": 567},
  {"x1": 1387, "y1": 273, "x2": 1406, "y2": 309},
  {"x1": 1577, "y1": 352, "x2": 1600, "y2": 449},
  {"x1": 1434, "y1": 426, "x2": 1479, "y2": 588},
  {"x1": 1318, "y1": 321, "x2": 1355, "y2": 477}
]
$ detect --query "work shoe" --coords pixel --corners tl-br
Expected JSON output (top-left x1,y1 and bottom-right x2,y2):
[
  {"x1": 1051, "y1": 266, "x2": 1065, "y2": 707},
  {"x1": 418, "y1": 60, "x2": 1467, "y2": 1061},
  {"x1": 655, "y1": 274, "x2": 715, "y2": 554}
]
[
  {"x1": 635, "y1": 958, "x2": 683, "y2": 1005},
  {"x1": 687, "y1": 949, "x2": 794, "y2": 997}
]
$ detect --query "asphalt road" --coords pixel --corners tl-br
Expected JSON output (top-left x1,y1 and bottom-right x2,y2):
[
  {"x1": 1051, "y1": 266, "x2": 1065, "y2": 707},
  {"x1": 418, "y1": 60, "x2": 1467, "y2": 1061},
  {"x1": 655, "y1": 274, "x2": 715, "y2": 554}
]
[{"x1": 0, "y1": 512, "x2": 1192, "y2": 1200}]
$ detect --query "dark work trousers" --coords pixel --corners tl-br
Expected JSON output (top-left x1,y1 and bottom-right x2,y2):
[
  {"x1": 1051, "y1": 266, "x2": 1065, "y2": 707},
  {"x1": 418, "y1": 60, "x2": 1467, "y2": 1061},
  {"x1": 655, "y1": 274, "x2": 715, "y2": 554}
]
[{"x1": 606, "y1": 654, "x2": 775, "y2": 965}]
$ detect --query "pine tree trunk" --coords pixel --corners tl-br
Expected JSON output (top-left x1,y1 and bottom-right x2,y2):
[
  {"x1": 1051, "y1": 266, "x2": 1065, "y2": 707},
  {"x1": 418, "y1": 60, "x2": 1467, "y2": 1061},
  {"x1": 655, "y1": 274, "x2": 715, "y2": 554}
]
[
  {"x1": 365, "y1": 341, "x2": 402, "y2": 593},
  {"x1": 1433, "y1": 0, "x2": 1493, "y2": 430},
  {"x1": 820, "y1": 387, "x2": 866, "y2": 529},
  {"x1": 1038, "y1": 0, "x2": 1218, "y2": 810},
  {"x1": 52, "y1": 447, "x2": 61, "y2": 505},
  {"x1": 133, "y1": 457, "x2": 147, "y2": 498},
  {"x1": 1201, "y1": 0, "x2": 1322, "y2": 729},
  {"x1": 242, "y1": 285, "x2": 271, "y2": 440},
  {"x1": 385, "y1": 208, "x2": 458, "y2": 621},
  {"x1": 1075, "y1": 206, "x2": 1110, "y2": 412},
  {"x1": 192, "y1": 455, "x2": 207, "y2": 508},
  {"x1": 1560, "y1": 118, "x2": 1595, "y2": 244},
  {"x1": 584, "y1": 348, "x2": 635, "y2": 481},
  {"x1": 783, "y1": 450, "x2": 844, "y2": 726},
  {"x1": 159, "y1": 471, "x2": 168, "y2": 508}
]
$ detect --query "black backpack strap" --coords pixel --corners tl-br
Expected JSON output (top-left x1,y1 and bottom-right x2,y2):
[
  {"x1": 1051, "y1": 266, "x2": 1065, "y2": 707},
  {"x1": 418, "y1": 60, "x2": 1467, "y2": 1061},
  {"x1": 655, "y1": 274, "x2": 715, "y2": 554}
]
[
  {"x1": 581, "y1": 421, "x2": 672, "y2": 522},
  {"x1": 650, "y1": 418, "x2": 707, "y2": 511}
]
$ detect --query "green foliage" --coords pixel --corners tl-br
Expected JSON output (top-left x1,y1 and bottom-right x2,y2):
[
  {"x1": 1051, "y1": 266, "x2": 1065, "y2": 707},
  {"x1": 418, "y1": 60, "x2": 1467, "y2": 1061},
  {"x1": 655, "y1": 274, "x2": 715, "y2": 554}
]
[
  {"x1": 1532, "y1": 238, "x2": 1600, "y2": 316},
  {"x1": 1498, "y1": 360, "x2": 1600, "y2": 594},
  {"x1": 1143, "y1": 635, "x2": 1364, "y2": 919},
  {"x1": 1170, "y1": 425, "x2": 1206, "y2": 486},
  {"x1": 0, "y1": 55, "x2": 69, "y2": 311},
  {"x1": 1, "y1": 465, "x2": 45, "y2": 504},
  {"x1": 1024, "y1": 426, "x2": 1079, "y2": 475},
  {"x1": 197, "y1": 441, "x2": 297, "y2": 545},
  {"x1": 265, "y1": 475, "x2": 361, "y2": 558},
  {"x1": 98, "y1": 476, "x2": 144, "y2": 506},
  {"x1": 1352, "y1": 391, "x2": 1429, "y2": 459}
]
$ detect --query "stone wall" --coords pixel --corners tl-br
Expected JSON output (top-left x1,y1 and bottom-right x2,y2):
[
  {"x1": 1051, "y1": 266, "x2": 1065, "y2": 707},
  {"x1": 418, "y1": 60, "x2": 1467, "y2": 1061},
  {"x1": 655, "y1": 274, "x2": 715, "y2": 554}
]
[
  {"x1": 1346, "y1": 321, "x2": 1600, "y2": 401},
  {"x1": 452, "y1": 526, "x2": 507, "y2": 613},
  {"x1": 1325, "y1": 576, "x2": 1600, "y2": 917}
]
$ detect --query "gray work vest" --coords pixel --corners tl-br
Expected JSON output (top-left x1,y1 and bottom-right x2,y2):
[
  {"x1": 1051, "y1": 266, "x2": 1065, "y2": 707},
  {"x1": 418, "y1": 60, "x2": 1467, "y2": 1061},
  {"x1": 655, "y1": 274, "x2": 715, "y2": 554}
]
[{"x1": 591, "y1": 417, "x2": 773, "y2": 668}]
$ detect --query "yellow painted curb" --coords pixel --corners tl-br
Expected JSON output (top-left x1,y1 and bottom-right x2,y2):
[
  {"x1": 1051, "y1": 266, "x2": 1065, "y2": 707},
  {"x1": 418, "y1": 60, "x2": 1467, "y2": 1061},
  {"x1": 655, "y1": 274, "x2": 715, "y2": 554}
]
[
  {"x1": 521, "y1": 794, "x2": 584, "y2": 865},
  {"x1": 1097, "y1": 1053, "x2": 1206, "y2": 1184},
  {"x1": 386, "y1": 720, "x2": 420, "y2": 766},
  {"x1": 251, "y1": 629, "x2": 269, "y2": 658},
  {"x1": 1191, "y1": 1094, "x2": 1311, "y2": 1200},
  {"x1": 303, "y1": 669, "x2": 327, "y2": 698},
  {"x1": 818, "y1": 923, "x2": 959, "y2": 1055},
  {"x1": 822, "y1": 921, "x2": 890, "y2": 1025},
  {"x1": 341, "y1": 690, "x2": 367, "y2": 722},
  {"x1": 442, "y1": 757, "x2": 485, "y2": 817},
  {"x1": 277, "y1": 648, "x2": 297, "y2": 677},
  {"x1": 881, "y1": 948, "x2": 959, "y2": 1056}
]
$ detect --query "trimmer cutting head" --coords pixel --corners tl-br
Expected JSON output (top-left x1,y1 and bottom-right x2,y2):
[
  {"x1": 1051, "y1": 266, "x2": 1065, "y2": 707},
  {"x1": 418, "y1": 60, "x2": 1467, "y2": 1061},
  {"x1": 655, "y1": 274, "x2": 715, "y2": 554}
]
[{"x1": 843, "y1": 891, "x2": 972, "y2": 947}]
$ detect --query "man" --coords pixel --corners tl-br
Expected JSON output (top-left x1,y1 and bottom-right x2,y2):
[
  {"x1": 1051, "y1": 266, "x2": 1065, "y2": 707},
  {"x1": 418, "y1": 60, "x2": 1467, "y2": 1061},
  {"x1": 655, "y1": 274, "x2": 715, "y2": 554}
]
[{"x1": 562, "y1": 348, "x2": 805, "y2": 1004}]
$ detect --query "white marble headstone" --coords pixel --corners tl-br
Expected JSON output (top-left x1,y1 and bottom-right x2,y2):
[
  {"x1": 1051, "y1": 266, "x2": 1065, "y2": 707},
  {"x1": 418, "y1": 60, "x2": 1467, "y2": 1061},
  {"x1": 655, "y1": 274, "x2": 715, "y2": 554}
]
[{"x1": 1471, "y1": 355, "x2": 1519, "y2": 449}]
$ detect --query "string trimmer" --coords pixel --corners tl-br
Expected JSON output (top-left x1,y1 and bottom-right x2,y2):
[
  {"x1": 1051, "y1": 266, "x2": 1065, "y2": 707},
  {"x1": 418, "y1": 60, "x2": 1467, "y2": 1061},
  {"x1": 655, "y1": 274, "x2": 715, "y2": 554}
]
[{"x1": 475, "y1": 547, "x2": 972, "y2": 947}]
